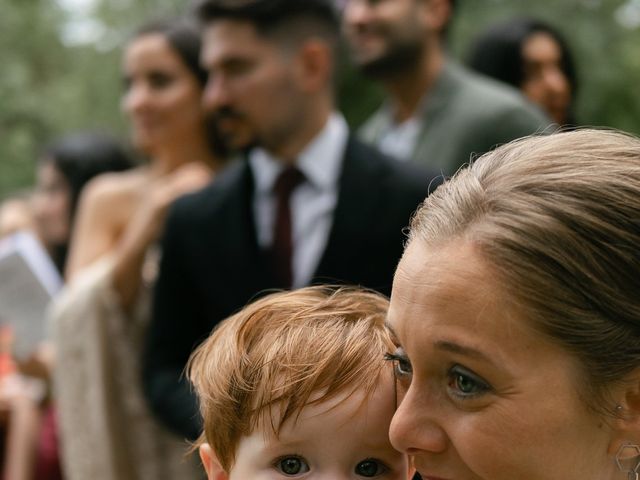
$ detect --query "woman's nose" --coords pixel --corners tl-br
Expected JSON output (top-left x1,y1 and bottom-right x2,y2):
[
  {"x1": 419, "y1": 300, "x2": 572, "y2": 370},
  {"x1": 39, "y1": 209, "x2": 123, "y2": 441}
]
[
  {"x1": 389, "y1": 383, "x2": 448, "y2": 456},
  {"x1": 543, "y1": 66, "x2": 570, "y2": 97},
  {"x1": 122, "y1": 83, "x2": 150, "y2": 114}
]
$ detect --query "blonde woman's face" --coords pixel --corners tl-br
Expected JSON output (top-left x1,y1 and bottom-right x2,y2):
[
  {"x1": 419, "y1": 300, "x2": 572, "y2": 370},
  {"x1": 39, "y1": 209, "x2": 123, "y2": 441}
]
[{"x1": 386, "y1": 239, "x2": 619, "y2": 480}]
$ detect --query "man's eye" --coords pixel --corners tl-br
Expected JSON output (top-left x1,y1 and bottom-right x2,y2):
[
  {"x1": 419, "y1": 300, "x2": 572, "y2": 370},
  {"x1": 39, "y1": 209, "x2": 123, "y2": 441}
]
[
  {"x1": 355, "y1": 458, "x2": 388, "y2": 477},
  {"x1": 275, "y1": 456, "x2": 310, "y2": 476},
  {"x1": 222, "y1": 59, "x2": 254, "y2": 77},
  {"x1": 228, "y1": 63, "x2": 251, "y2": 75},
  {"x1": 447, "y1": 365, "x2": 491, "y2": 398}
]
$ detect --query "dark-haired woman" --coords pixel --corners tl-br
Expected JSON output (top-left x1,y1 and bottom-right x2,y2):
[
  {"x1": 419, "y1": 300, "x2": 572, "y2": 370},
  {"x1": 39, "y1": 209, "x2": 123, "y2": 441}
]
[
  {"x1": 0, "y1": 133, "x2": 131, "y2": 480},
  {"x1": 33, "y1": 132, "x2": 132, "y2": 274},
  {"x1": 52, "y1": 19, "x2": 225, "y2": 480},
  {"x1": 467, "y1": 17, "x2": 577, "y2": 126}
]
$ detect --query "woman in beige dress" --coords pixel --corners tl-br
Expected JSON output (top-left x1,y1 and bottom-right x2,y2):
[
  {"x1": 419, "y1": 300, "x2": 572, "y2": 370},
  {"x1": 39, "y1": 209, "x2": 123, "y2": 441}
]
[{"x1": 52, "y1": 19, "x2": 224, "y2": 480}]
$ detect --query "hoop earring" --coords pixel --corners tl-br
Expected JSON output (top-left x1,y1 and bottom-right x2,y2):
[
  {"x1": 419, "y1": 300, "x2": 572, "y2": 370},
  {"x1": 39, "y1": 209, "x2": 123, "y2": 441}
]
[{"x1": 616, "y1": 444, "x2": 640, "y2": 480}]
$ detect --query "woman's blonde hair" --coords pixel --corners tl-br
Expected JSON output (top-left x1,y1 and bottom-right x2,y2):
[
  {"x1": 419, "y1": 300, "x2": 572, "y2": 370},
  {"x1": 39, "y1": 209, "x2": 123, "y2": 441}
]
[
  {"x1": 409, "y1": 128, "x2": 640, "y2": 412},
  {"x1": 187, "y1": 286, "x2": 392, "y2": 471}
]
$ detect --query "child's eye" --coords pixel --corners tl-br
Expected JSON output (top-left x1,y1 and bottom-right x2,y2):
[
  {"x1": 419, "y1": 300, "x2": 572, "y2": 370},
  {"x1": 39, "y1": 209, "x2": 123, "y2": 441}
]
[
  {"x1": 274, "y1": 456, "x2": 310, "y2": 476},
  {"x1": 355, "y1": 458, "x2": 388, "y2": 477},
  {"x1": 447, "y1": 365, "x2": 492, "y2": 399}
]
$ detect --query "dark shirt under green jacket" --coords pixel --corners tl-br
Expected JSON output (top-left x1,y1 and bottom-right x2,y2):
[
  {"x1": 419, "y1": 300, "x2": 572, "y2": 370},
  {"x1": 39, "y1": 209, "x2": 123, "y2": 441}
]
[{"x1": 359, "y1": 60, "x2": 552, "y2": 177}]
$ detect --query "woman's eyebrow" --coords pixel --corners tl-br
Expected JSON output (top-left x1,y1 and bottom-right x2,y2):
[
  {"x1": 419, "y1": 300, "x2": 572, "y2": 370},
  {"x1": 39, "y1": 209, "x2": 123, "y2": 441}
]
[{"x1": 434, "y1": 340, "x2": 496, "y2": 366}]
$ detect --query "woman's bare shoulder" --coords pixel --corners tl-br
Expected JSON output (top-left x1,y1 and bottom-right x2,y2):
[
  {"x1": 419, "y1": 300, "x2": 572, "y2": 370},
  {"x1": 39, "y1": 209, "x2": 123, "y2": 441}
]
[
  {"x1": 74, "y1": 168, "x2": 149, "y2": 236},
  {"x1": 66, "y1": 169, "x2": 148, "y2": 277},
  {"x1": 82, "y1": 168, "x2": 147, "y2": 207}
]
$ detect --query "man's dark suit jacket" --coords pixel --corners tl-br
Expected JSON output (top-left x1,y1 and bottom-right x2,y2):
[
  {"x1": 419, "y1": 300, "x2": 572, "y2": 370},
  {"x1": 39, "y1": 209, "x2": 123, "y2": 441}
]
[{"x1": 143, "y1": 136, "x2": 438, "y2": 440}]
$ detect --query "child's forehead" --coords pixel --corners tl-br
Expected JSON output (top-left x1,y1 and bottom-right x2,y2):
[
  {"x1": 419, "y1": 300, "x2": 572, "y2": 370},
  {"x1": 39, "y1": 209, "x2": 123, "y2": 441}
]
[
  {"x1": 232, "y1": 370, "x2": 407, "y2": 479},
  {"x1": 257, "y1": 368, "x2": 397, "y2": 443}
]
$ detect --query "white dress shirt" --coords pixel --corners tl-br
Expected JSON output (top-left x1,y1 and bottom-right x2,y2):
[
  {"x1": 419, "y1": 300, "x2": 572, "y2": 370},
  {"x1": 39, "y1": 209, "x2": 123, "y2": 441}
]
[
  {"x1": 249, "y1": 113, "x2": 348, "y2": 288},
  {"x1": 377, "y1": 115, "x2": 421, "y2": 162}
]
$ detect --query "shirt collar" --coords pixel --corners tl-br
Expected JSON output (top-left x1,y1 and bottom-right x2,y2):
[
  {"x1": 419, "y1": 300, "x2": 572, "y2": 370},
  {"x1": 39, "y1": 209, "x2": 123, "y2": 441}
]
[{"x1": 249, "y1": 112, "x2": 348, "y2": 194}]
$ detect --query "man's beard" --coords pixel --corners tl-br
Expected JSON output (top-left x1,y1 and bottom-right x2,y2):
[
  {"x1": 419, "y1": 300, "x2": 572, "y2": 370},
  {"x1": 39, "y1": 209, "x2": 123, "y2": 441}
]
[
  {"x1": 206, "y1": 108, "x2": 257, "y2": 157},
  {"x1": 357, "y1": 40, "x2": 424, "y2": 80}
]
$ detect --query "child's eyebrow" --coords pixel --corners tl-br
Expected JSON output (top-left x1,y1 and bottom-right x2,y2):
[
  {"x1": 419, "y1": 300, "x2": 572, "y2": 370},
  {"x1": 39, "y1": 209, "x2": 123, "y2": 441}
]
[{"x1": 261, "y1": 436, "x2": 306, "y2": 454}]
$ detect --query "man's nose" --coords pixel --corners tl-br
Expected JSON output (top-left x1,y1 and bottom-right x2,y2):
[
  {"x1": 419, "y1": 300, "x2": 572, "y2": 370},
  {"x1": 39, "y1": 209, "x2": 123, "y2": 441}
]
[
  {"x1": 202, "y1": 76, "x2": 232, "y2": 113},
  {"x1": 343, "y1": 0, "x2": 374, "y2": 28}
]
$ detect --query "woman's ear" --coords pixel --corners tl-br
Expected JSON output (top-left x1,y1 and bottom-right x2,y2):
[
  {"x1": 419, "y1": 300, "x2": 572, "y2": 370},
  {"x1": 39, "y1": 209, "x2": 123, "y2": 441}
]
[
  {"x1": 199, "y1": 444, "x2": 229, "y2": 480},
  {"x1": 607, "y1": 372, "x2": 640, "y2": 456}
]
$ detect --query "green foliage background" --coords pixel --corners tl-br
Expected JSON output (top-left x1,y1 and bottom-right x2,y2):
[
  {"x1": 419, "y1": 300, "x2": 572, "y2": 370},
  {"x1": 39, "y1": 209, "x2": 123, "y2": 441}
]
[{"x1": 2, "y1": 0, "x2": 640, "y2": 196}]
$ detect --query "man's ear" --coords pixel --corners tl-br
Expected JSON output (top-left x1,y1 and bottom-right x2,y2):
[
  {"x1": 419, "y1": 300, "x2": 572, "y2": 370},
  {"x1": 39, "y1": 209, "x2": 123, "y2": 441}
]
[
  {"x1": 607, "y1": 372, "x2": 640, "y2": 456},
  {"x1": 199, "y1": 443, "x2": 229, "y2": 480},
  {"x1": 421, "y1": 0, "x2": 452, "y2": 34},
  {"x1": 295, "y1": 39, "x2": 333, "y2": 93}
]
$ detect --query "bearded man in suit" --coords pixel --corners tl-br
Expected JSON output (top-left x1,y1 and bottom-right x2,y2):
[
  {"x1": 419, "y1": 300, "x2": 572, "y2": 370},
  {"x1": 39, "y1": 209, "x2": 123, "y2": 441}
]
[
  {"x1": 343, "y1": 0, "x2": 551, "y2": 176},
  {"x1": 144, "y1": 0, "x2": 437, "y2": 440}
]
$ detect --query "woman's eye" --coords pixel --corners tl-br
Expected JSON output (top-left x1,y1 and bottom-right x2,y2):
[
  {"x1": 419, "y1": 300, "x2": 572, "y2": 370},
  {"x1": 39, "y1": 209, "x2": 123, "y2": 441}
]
[
  {"x1": 148, "y1": 72, "x2": 174, "y2": 89},
  {"x1": 275, "y1": 456, "x2": 310, "y2": 476},
  {"x1": 384, "y1": 348, "x2": 412, "y2": 378},
  {"x1": 355, "y1": 458, "x2": 388, "y2": 477},
  {"x1": 447, "y1": 365, "x2": 491, "y2": 398}
]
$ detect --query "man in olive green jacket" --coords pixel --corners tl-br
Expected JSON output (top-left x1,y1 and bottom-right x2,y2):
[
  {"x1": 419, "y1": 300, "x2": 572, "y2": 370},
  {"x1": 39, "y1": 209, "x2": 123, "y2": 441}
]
[{"x1": 344, "y1": 0, "x2": 551, "y2": 176}]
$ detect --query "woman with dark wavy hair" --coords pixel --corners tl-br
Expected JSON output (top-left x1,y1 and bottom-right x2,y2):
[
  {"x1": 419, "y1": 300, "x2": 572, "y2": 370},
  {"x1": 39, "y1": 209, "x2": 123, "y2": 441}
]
[
  {"x1": 33, "y1": 132, "x2": 132, "y2": 273},
  {"x1": 467, "y1": 17, "x2": 577, "y2": 126}
]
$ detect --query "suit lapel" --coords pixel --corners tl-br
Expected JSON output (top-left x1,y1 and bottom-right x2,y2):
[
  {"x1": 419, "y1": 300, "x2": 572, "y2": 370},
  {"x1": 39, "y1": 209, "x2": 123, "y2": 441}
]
[
  {"x1": 217, "y1": 161, "x2": 273, "y2": 291},
  {"x1": 315, "y1": 137, "x2": 381, "y2": 279}
]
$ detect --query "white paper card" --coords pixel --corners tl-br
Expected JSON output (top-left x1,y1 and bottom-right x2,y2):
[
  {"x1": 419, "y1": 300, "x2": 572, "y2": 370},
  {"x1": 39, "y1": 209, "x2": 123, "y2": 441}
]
[{"x1": 0, "y1": 232, "x2": 62, "y2": 358}]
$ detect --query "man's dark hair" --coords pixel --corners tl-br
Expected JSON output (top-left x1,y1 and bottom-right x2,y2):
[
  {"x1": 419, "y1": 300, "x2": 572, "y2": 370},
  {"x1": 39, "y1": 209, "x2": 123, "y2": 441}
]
[{"x1": 195, "y1": 0, "x2": 340, "y2": 48}]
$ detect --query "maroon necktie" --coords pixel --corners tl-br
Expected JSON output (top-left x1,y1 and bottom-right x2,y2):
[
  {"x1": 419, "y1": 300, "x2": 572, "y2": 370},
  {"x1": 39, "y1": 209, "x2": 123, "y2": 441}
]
[{"x1": 271, "y1": 166, "x2": 304, "y2": 289}]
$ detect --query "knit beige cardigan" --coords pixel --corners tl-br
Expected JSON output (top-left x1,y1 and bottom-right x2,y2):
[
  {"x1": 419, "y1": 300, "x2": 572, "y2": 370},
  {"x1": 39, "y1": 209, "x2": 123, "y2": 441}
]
[{"x1": 51, "y1": 256, "x2": 202, "y2": 480}]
